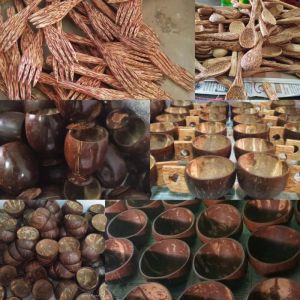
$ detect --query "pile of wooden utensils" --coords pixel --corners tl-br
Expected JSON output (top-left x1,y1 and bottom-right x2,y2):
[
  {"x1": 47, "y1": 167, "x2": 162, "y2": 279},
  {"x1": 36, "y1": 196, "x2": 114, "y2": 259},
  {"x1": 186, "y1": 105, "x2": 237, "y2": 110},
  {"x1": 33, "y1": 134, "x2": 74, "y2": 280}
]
[{"x1": 195, "y1": 0, "x2": 300, "y2": 100}]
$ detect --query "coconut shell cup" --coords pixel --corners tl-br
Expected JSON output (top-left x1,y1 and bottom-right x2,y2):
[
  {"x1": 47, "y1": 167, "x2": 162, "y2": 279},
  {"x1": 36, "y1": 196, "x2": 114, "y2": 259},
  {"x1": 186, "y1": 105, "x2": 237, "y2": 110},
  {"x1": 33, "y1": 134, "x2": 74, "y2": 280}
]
[
  {"x1": 232, "y1": 107, "x2": 258, "y2": 117},
  {"x1": 107, "y1": 209, "x2": 150, "y2": 248},
  {"x1": 237, "y1": 153, "x2": 289, "y2": 199},
  {"x1": 234, "y1": 138, "x2": 275, "y2": 160},
  {"x1": 193, "y1": 134, "x2": 231, "y2": 158},
  {"x1": 162, "y1": 200, "x2": 201, "y2": 213},
  {"x1": 124, "y1": 282, "x2": 172, "y2": 300},
  {"x1": 247, "y1": 278, "x2": 300, "y2": 300},
  {"x1": 200, "y1": 113, "x2": 227, "y2": 124},
  {"x1": 244, "y1": 200, "x2": 293, "y2": 232},
  {"x1": 125, "y1": 200, "x2": 163, "y2": 219},
  {"x1": 150, "y1": 122, "x2": 177, "y2": 139},
  {"x1": 274, "y1": 106, "x2": 300, "y2": 116},
  {"x1": 171, "y1": 100, "x2": 194, "y2": 109},
  {"x1": 278, "y1": 114, "x2": 300, "y2": 127},
  {"x1": 203, "y1": 200, "x2": 230, "y2": 207},
  {"x1": 139, "y1": 239, "x2": 191, "y2": 285},
  {"x1": 233, "y1": 124, "x2": 269, "y2": 141},
  {"x1": 152, "y1": 207, "x2": 196, "y2": 243},
  {"x1": 230, "y1": 101, "x2": 253, "y2": 110},
  {"x1": 185, "y1": 156, "x2": 236, "y2": 200},
  {"x1": 207, "y1": 101, "x2": 229, "y2": 115},
  {"x1": 233, "y1": 114, "x2": 262, "y2": 126},
  {"x1": 196, "y1": 204, "x2": 243, "y2": 243},
  {"x1": 105, "y1": 238, "x2": 136, "y2": 282},
  {"x1": 284, "y1": 123, "x2": 300, "y2": 141},
  {"x1": 193, "y1": 238, "x2": 247, "y2": 283},
  {"x1": 105, "y1": 201, "x2": 127, "y2": 220},
  {"x1": 195, "y1": 122, "x2": 227, "y2": 136},
  {"x1": 150, "y1": 133, "x2": 174, "y2": 162},
  {"x1": 165, "y1": 107, "x2": 189, "y2": 117},
  {"x1": 270, "y1": 100, "x2": 295, "y2": 109},
  {"x1": 179, "y1": 281, "x2": 235, "y2": 300},
  {"x1": 155, "y1": 114, "x2": 185, "y2": 127},
  {"x1": 247, "y1": 225, "x2": 300, "y2": 276}
]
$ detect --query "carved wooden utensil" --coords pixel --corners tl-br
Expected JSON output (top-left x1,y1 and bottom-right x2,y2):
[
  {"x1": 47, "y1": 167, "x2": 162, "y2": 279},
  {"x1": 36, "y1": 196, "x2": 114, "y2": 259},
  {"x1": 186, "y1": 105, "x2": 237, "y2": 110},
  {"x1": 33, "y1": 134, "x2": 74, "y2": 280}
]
[
  {"x1": 241, "y1": 34, "x2": 264, "y2": 70},
  {"x1": 225, "y1": 52, "x2": 248, "y2": 100},
  {"x1": 239, "y1": 0, "x2": 259, "y2": 48},
  {"x1": 260, "y1": 0, "x2": 277, "y2": 25}
]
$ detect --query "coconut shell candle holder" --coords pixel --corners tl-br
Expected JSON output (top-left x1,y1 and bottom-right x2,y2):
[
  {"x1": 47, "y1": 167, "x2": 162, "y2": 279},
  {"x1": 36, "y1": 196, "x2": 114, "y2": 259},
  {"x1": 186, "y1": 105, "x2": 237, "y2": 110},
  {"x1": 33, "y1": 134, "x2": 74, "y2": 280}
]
[
  {"x1": 185, "y1": 156, "x2": 236, "y2": 199},
  {"x1": 247, "y1": 225, "x2": 300, "y2": 275},
  {"x1": 244, "y1": 200, "x2": 293, "y2": 232},
  {"x1": 105, "y1": 201, "x2": 127, "y2": 220},
  {"x1": 150, "y1": 133, "x2": 174, "y2": 162},
  {"x1": 233, "y1": 124, "x2": 269, "y2": 141},
  {"x1": 125, "y1": 200, "x2": 163, "y2": 219},
  {"x1": 152, "y1": 207, "x2": 195, "y2": 243},
  {"x1": 139, "y1": 239, "x2": 191, "y2": 285},
  {"x1": 195, "y1": 122, "x2": 227, "y2": 136},
  {"x1": 193, "y1": 238, "x2": 247, "y2": 282},
  {"x1": 179, "y1": 281, "x2": 235, "y2": 300},
  {"x1": 192, "y1": 134, "x2": 231, "y2": 158},
  {"x1": 237, "y1": 153, "x2": 289, "y2": 199},
  {"x1": 196, "y1": 204, "x2": 242, "y2": 243},
  {"x1": 233, "y1": 114, "x2": 262, "y2": 126},
  {"x1": 234, "y1": 138, "x2": 275, "y2": 159},
  {"x1": 107, "y1": 209, "x2": 150, "y2": 247}
]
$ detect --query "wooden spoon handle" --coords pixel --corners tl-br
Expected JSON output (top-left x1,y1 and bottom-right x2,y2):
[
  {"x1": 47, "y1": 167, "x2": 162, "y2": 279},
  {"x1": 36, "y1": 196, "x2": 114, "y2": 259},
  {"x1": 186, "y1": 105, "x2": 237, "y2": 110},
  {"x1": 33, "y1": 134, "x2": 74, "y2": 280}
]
[
  {"x1": 262, "y1": 82, "x2": 279, "y2": 100},
  {"x1": 196, "y1": 41, "x2": 242, "y2": 51}
]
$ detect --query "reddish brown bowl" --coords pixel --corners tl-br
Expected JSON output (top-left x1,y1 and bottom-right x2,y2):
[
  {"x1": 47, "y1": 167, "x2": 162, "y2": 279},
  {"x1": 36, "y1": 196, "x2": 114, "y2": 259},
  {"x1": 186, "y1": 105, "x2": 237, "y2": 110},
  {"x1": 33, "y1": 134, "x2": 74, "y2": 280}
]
[
  {"x1": 193, "y1": 238, "x2": 246, "y2": 282},
  {"x1": 247, "y1": 225, "x2": 300, "y2": 275},
  {"x1": 195, "y1": 122, "x2": 227, "y2": 136},
  {"x1": 105, "y1": 238, "x2": 136, "y2": 282},
  {"x1": 162, "y1": 200, "x2": 201, "y2": 212},
  {"x1": 196, "y1": 204, "x2": 242, "y2": 243},
  {"x1": 237, "y1": 153, "x2": 289, "y2": 199},
  {"x1": 105, "y1": 201, "x2": 127, "y2": 220},
  {"x1": 199, "y1": 113, "x2": 227, "y2": 124},
  {"x1": 124, "y1": 282, "x2": 172, "y2": 300},
  {"x1": 271, "y1": 100, "x2": 295, "y2": 109},
  {"x1": 203, "y1": 200, "x2": 229, "y2": 207},
  {"x1": 233, "y1": 124, "x2": 269, "y2": 141},
  {"x1": 107, "y1": 209, "x2": 150, "y2": 247},
  {"x1": 125, "y1": 200, "x2": 163, "y2": 219},
  {"x1": 139, "y1": 239, "x2": 191, "y2": 284},
  {"x1": 179, "y1": 281, "x2": 235, "y2": 300},
  {"x1": 284, "y1": 122, "x2": 300, "y2": 140},
  {"x1": 234, "y1": 138, "x2": 275, "y2": 160},
  {"x1": 275, "y1": 106, "x2": 300, "y2": 116},
  {"x1": 193, "y1": 134, "x2": 231, "y2": 158},
  {"x1": 155, "y1": 114, "x2": 185, "y2": 126},
  {"x1": 152, "y1": 207, "x2": 195, "y2": 243},
  {"x1": 150, "y1": 122, "x2": 177, "y2": 139},
  {"x1": 232, "y1": 107, "x2": 258, "y2": 117},
  {"x1": 247, "y1": 278, "x2": 300, "y2": 300},
  {"x1": 150, "y1": 133, "x2": 174, "y2": 162},
  {"x1": 233, "y1": 114, "x2": 262, "y2": 126},
  {"x1": 296, "y1": 201, "x2": 300, "y2": 224},
  {"x1": 150, "y1": 155, "x2": 157, "y2": 188},
  {"x1": 165, "y1": 107, "x2": 189, "y2": 116},
  {"x1": 244, "y1": 200, "x2": 293, "y2": 232},
  {"x1": 185, "y1": 156, "x2": 236, "y2": 199}
]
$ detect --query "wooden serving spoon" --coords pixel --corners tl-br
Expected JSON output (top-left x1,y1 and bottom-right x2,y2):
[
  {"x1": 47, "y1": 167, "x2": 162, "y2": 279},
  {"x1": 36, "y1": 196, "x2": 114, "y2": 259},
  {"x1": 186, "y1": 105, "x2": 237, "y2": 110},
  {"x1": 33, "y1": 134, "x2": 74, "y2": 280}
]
[
  {"x1": 196, "y1": 60, "x2": 231, "y2": 82},
  {"x1": 239, "y1": 0, "x2": 259, "y2": 48},
  {"x1": 262, "y1": 45, "x2": 282, "y2": 57},
  {"x1": 241, "y1": 34, "x2": 264, "y2": 70},
  {"x1": 229, "y1": 20, "x2": 245, "y2": 77},
  {"x1": 260, "y1": 0, "x2": 277, "y2": 25},
  {"x1": 225, "y1": 52, "x2": 248, "y2": 100}
]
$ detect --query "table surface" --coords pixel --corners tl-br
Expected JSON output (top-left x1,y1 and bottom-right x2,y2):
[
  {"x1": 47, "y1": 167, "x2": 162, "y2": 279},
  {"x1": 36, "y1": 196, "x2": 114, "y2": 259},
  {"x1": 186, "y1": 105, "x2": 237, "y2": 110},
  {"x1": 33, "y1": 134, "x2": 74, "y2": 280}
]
[{"x1": 108, "y1": 201, "x2": 300, "y2": 300}]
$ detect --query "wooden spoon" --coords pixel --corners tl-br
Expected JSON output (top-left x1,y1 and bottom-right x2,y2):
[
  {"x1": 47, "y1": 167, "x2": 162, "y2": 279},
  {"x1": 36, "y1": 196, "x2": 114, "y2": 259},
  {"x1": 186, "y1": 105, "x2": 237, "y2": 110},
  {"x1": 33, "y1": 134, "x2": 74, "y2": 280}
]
[
  {"x1": 241, "y1": 35, "x2": 264, "y2": 70},
  {"x1": 262, "y1": 45, "x2": 282, "y2": 57},
  {"x1": 195, "y1": 61, "x2": 231, "y2": 82},
  {"x1": 239, "y1": 0, "x2": 259, "y2": 48},
  {"x1": 260, "y1": 0, "x2": 277, "y2": 25},
  {"x1": 281, "y1": 8, "x2": 300, "y2": 19},
  {"x1": 225, "y1": 52, "x2": 248, "y2": 100}
]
